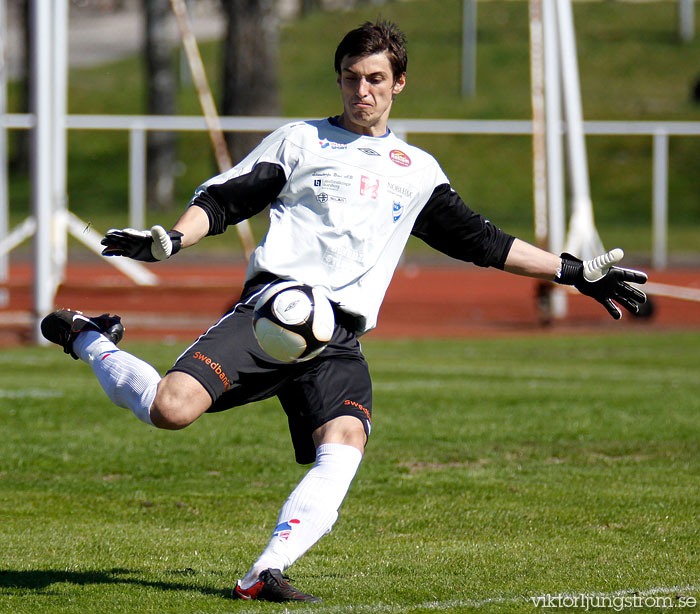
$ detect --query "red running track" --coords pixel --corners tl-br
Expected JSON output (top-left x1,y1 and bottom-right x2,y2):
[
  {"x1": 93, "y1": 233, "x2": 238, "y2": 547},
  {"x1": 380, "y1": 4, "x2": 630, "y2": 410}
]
[{"x1": 2, "y1": 259, "x2": 699, "y2": 346}]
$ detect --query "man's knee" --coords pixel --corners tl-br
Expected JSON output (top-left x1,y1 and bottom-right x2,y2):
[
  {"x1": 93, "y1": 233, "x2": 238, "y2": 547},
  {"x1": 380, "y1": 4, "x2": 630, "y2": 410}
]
[
  {"x1": 151, "y1": 372, "x2": 212, "y2": 430},
  {"x1": 312, "y1": 415, "x2": 367, "y2": 453}
]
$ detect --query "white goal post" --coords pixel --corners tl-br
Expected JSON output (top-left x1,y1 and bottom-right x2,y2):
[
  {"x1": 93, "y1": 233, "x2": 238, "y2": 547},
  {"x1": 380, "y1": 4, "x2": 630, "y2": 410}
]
[
  {"x1": 28, "y1": 0, "x2": 156, "y2": 344},
  {"x1": 529, "y1": 0, "x2": 606, "y2": 319},
  {"x1": 4, "y1": 0, "x2": 255, "y2": 344}
]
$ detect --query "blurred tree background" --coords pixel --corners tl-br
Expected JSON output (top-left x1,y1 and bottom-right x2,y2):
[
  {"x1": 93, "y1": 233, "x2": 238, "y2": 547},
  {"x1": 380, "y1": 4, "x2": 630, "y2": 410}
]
[{"x1": 4, "y1": 0, "x2": 698, "y2": 260}]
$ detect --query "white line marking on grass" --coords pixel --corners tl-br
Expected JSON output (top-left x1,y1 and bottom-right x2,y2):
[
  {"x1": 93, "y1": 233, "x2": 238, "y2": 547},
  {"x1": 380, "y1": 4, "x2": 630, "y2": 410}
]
[
  {"x1": 0, "y1": 388, "x2": 62, "y2": 399},
  {"x1": 375, "y1": 380, "x2": 446, "y2": 391},
  {"x1": 0, "y1": 354, "x2": 63, "y2": 366},
  {"x1": 285, "y1": 583, "x2": 700, "y2": 613}
]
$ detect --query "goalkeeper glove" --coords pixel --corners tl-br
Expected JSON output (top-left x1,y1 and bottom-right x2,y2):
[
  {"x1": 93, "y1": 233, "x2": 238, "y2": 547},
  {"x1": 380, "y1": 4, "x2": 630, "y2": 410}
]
[
  {"x1": 101, "y1": 225, "x2": 183, "y2": 262},
  {"x1": 555, "y1": 248, "x2": 648, "y2": 320}
]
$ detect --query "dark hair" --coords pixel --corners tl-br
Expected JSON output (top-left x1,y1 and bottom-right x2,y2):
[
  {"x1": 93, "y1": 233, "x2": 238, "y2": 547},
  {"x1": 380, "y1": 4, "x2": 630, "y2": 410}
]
[{"x1": 334, "y1": 20, "x2": 407, "y2": 81}]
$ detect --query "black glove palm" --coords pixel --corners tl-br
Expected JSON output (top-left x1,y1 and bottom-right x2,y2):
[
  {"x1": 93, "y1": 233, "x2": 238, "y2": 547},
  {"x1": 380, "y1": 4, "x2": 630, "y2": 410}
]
[{"x1": 556, "y1": 251, "x2": 648, "y2": 320}]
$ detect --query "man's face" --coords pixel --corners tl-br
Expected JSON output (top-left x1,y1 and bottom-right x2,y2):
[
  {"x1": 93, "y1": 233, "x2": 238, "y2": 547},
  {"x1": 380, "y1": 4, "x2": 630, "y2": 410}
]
[{"x1": 337, "y1": 51, "x2": 406, "y2": 137}]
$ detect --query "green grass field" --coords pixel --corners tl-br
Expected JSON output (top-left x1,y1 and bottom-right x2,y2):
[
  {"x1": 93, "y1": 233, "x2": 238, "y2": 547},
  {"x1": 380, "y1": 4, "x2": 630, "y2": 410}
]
[{"x1": 1, "y1": 332, "x2": 699, "y2": 613}]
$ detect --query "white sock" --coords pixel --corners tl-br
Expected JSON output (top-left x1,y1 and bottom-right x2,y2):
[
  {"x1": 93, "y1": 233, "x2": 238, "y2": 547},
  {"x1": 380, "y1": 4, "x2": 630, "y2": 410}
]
[
  {"x1": 73, "y1": 331, "x2": 160, "y2": 425},
  {"x1": 239, "y1": 442, "x2": 363, "y2": 589}
]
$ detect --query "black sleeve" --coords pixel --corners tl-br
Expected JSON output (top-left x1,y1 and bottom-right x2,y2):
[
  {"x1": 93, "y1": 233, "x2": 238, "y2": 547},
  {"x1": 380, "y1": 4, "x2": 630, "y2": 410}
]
[
  {"x1": 411, "y1": 183, "x2": 515, "y2": 269},
  {"x1": 190, "y1": 161, "x2": 287, "y2": 236}
]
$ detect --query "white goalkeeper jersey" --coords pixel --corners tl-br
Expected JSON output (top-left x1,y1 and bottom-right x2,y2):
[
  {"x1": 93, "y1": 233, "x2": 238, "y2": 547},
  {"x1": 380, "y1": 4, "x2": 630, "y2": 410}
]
[{"x1": 191, "y1": 118, "x2": 513, "y2": 334}]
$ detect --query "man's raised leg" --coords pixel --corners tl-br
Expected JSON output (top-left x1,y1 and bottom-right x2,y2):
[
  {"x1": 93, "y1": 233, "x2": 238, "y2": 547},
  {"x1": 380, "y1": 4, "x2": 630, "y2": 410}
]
[
  {"x1": 42, "y1": 309, "x2": 210, "y2": 428},
  {"x1": 150, "y1": 371, "x2": 212, "y2": 429}
]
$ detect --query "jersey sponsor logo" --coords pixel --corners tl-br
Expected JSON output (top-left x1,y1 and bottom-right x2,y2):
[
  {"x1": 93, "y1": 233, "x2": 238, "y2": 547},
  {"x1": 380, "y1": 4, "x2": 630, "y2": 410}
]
[
  {"x1": 323, "y1": 244, "x2": 366, "y2": 267},
  {"x1": 360, "y1": 175, "x2": 379, "y2": 200},
  {"x1": 344, "y1": 399, "x2": 371, "y2": 421},
  {"x1": 358, "y1": 147, "x2": 380, "y2": 156},
  {"x1": 273, "y1": 518, "x2": 301, "y2": 540},
  {"x1": 193, "y1": 351, "x2": 231, "y2": 391},
  {"x1": 393, "y1": 201, "x2": 403, "y2": 222},
  {"x1": 389, "y1": 149, "x2": 411, "y2": 167},
  {"x1": 316, "y1": 192, "x2": 329, "y2": 203},
  {"x1": 314, "y1": 175, "x2": 352, "y2": 192},
  {"x1": 387, "y1": 181, "x2": 414, "y2": 199},
  {"x1": 319, "y1": 138, "x2": 348, "y2": 150}
]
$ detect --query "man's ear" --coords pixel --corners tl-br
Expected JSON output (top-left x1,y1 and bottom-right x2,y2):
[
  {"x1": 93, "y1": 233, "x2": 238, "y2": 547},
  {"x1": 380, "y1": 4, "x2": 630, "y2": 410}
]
[{"x1": 392, "y1": 73, "x2": 406, "y2": 95}]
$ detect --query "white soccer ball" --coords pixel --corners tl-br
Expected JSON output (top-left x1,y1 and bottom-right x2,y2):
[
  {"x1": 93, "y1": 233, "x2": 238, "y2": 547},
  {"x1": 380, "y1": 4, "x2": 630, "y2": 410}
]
[{"x1": 253, "y1": 281, "x2": 335, "y2": 363}]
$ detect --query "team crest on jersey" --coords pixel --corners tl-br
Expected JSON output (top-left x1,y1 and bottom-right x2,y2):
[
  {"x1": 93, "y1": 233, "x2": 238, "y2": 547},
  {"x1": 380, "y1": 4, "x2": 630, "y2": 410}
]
[
  {"x1": 389, "y1": 149, "x2": 411, "y2": 167},
  {"x1": 392, "y1": 202, "x2": 403, "y2": 222},
  {"x1": 319, "y1": 139, "x2": 348, "y2": 150},
  {"x1": 360, "y1": 175, "x2": 380, "y2": 200}
]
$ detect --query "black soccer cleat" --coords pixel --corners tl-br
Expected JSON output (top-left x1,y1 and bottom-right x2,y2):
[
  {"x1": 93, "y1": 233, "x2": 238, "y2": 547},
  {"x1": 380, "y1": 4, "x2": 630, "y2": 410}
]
[
  {"x1": 232, "y1": 568, "x2": 321, "y2": 603},
  {"x1": 41, "y1": 309, "x2": 124, "y2": 360}
]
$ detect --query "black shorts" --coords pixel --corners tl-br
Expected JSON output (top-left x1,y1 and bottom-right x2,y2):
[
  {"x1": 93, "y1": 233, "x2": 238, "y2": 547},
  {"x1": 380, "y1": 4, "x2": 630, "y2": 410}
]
[{"x1": 168, "y1": 274, "x2": 372, "y2": 464}]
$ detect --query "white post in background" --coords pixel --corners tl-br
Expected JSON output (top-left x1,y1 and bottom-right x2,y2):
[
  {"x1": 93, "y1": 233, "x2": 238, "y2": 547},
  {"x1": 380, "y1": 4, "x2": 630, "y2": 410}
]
[
  {"x1": 529, "y1": 0, "x2": 548, "y2": 250},
  {"x1": 556, "y1": 0, "x2": 604, "y2": 260},
  {"x1": 4, "y1": 1, "x2": 157, "y2": 333},
  {"x1": 678, "y1": 0, "x2": 695, "y2": 43},
  {"x1": 652, "y1": 130, "x2": 669, "y2": 269},
  {"x1": 52, "y1": 0, "x2": 69, "y2": 291},
  {"x1": 31, "y1": 0, "x2": 56, "y2": 343},
  {"x1": 462, "y1": 0, "x2": 477, "y2": 97},
  {"x1": 0, "y1": 0, "x2": 8, "y2": 307},
  {"x1": 543, "y1": 0, "x2": 567, "y2": 317},
  {"x1": 129, "y1": 126, "x2": 147, "y2": 230}
]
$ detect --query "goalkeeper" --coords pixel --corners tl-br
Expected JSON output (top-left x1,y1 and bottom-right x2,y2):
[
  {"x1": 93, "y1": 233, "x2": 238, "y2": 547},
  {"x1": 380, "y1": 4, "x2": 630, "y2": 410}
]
[{"x1": 41, "y1": 20, "x2": 647, "y2": 604}]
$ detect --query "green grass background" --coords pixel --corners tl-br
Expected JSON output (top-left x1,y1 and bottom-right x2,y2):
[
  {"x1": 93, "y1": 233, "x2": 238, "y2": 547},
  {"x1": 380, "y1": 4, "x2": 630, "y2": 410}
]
[
  {"x1": 3, "y1": 3, "x2": 699, "y2": 610},
  {"x1": 5, "y1": 0, "x2": 700, "y2": 259},
  {"x1": 1, "y1": 332, "x2": 699, "y2": 612}
]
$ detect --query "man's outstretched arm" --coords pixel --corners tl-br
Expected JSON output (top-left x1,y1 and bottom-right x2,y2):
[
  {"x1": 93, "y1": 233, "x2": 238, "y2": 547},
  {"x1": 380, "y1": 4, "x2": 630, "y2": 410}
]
[
  {"x1": 100, "y1": 205, "x2": 211, "y2": 262},
  {"x1": 503, "y1": 238, "x2": 562, "y2": 279},
  {"x1": 504, "y1": 238, "x2": 648, "y2": 320},
  {"x1": 101, "y1": 159, "x2": 287, "y2": 262},
  {"x1": 170, "y1": 204, "x2": 211, "y2": 249}
]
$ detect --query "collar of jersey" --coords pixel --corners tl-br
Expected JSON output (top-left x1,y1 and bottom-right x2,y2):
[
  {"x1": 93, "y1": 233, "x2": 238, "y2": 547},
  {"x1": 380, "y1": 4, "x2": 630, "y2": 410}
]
[{"x1": 328, "y1": 116, "x2": 391, "y2": 138}]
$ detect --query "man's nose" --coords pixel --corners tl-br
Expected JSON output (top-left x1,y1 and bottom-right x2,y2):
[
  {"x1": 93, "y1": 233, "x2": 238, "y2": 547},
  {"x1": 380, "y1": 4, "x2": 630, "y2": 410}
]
[{"x1": 357, "y1": 78, "x2": 370, "y2": 96}]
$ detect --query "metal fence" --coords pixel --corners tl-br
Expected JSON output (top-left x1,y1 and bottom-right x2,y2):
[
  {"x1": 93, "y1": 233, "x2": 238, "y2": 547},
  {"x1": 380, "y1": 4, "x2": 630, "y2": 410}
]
[{"x1": 2, "y1": 113, "x2": 700, "y2": 270}]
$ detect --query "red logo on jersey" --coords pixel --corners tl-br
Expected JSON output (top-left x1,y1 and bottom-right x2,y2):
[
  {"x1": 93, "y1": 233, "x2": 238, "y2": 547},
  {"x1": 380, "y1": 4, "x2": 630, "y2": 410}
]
[
  {"x1": 389, "y1": 149, "x2": 411, "y2": 167},
  {"x1": 360, "y1": 175, "x2": 379, "y2": 199}
]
